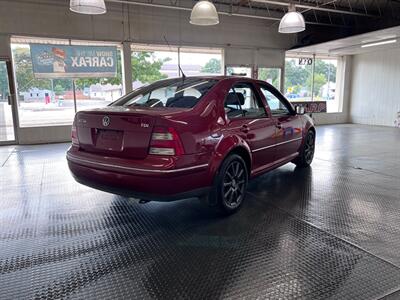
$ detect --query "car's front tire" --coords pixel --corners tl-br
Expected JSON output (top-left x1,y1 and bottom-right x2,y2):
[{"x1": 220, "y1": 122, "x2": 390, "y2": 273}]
[
  {"x1": 293, "y1": 130, "x2": 315, "y2": 168},
  {"x1": 209, "y1": 154, "x2": 248, "y2": 215}
]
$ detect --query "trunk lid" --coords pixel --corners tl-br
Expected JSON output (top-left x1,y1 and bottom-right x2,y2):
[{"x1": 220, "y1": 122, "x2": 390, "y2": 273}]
[{"x1": 75, "y1": 107, "x2": 188, "y2": 159}]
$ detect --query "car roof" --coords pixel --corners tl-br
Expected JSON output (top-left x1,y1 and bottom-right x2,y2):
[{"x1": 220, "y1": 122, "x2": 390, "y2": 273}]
[
  {"x1": 142, "y1": 76, "x2": 274, "y2": 92},
  {"x1": 164, "y1": 75, "x2": 267, "y2": 84}
]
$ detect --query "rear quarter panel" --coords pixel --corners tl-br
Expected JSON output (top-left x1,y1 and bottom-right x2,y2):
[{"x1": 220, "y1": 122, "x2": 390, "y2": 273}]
[{"x1": 155, "y1": 81, "x2": 227, "y2": 156}]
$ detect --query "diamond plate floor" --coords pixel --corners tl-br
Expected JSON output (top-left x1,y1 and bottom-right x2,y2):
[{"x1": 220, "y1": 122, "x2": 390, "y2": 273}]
[{"x1": 1, "y1": 124, "x2": 400, "y2": 299}]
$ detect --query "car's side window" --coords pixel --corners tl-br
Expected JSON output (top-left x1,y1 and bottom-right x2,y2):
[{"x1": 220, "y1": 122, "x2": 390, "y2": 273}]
[
  {"x1": 260, "y1": 85, "x2": 291, "y2": 116},
  {"x1": 224, "y1": 88, "x2": 244, "y2": 119},
  {"x1": 224, "y1": 83, "x2": 267, "y2": 119}
]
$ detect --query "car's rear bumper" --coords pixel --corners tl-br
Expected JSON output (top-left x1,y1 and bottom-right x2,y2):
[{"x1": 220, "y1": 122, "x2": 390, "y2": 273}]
[
  {"x1": 66, "y1": 148, "x2": 212, "y2": 201},
  {"x1": 70, "y1": 170, "x2": 210, "y2": 201}
]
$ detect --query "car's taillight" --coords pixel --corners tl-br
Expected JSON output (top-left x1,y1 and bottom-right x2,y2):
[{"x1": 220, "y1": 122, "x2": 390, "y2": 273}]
[
  {"x1": 71, "y1": 122, "x2": 79, "y2": 146},
  {"x1": 149, "y1": 126, "x2": 184, "y2": 156}
]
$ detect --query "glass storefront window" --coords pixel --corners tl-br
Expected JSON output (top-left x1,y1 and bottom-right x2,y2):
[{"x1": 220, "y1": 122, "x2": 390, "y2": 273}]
[
  {"x1": 131, "y1": 45, "x2": 179, "y2": 90},
  {"x1": 11, "y1": 44, "x2": 76, "y2": 127},
  {"x1": 130, "y1": 45, "x2": 223, "y2": 90},
  {"x1": 11, "y1": 38, "x2": 224, "y2": 128},
  {"x1": 75, "y1": 79, "x2": 123, "y2": 112},
  {"x1": 284, "y1": 56, "x2": 342, "y2": 113},
  {"x1": 313, "y1": 58, "x2": 339, "y2": 113},
  {"x1": 258, "y1": 67, "x2": 281, "y2": 90},
  {"x1": 11, "y1": 38, "x2": 123, "y2": 127},
  {"x1": 75, "y1": 47, "x2": 123, "y2": 112},
  {"x1": 284, "y1": 57, "x2": 313, "y2": 102},
  {"x1": 179, "y1": 47, "x2": 223, "y2": 76}
]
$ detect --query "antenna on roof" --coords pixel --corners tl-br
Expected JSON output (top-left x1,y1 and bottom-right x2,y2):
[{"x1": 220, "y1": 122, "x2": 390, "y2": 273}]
[
  {"x1": 163, "y1": 35, "x2": 186, "y2": 81},
  {"x1": 178, "y1": 64, "x2": 186, "y2": 81}
]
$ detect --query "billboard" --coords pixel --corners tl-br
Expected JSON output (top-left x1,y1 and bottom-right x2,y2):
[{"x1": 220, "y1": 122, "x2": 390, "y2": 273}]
[{"x1": 30, "y1": 44, "x2": 118, "y2": 79}]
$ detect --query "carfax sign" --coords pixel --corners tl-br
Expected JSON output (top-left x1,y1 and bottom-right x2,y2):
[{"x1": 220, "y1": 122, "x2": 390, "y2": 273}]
[{"x1": 30, "y1": 44, "x2": 117, "y2": 78}]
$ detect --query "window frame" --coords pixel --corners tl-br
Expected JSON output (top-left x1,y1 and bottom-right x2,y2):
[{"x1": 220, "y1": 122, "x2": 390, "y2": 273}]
[
  {"x1": 223, "y1": 81, "x2": 269, "y2": 121},
  {"x1": 257, "y1": 82, "x2": 296, "y2": 117}
]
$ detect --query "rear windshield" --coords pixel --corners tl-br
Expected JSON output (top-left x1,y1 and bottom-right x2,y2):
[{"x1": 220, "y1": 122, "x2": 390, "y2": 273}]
[{"x1": 111, "y1": 78, "x2": 218, "y2": 109}]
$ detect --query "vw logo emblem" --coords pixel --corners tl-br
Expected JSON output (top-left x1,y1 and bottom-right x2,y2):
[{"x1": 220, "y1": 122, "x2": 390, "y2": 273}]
[{"x1": 102, "y1": 116, "x2": 110, "y2": 127}]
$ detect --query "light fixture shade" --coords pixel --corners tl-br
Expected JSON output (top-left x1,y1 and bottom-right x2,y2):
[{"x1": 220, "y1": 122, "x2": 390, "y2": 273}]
[
  {"x1": 190, "y1": 1, "x2": 219, "y2": 26},
  {"x1": 70, "y1": 0, "x2": 107, "y2": 15},
  {"x1": 279, "y1": 11, "x2": 305, "y2": 33}
]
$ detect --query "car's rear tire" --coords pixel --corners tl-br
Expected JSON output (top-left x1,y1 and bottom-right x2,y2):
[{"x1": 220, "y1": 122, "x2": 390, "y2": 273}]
[
  {"x1": 208, "y1": 154, "x2": 248, "y2": 215},
  {"x1": 293, "y1": 130, "x2": 315, "y2": 168}
]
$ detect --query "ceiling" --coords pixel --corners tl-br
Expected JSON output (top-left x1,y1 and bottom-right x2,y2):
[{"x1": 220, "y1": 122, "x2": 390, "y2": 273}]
[
  {"x1": 216, "y1": 0, "x2": 400, "y2": 27},
  {"x1": 287, "y1": 25, "x2": 400, "y2": 55},
  {"x1": 94, "y1": 0, "x2": 400, "y2": 28},
  {"x1": 9, "y1": 0, "x2": 400, "y2": 47},
  {"x1": 100, "y1": 0, "x2": 400, "y2": 45},
  {"x1": 213, "y1": 0, "x2": 400, "y2": 46}
]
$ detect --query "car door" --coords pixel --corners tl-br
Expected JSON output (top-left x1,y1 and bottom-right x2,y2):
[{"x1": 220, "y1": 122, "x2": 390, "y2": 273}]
[
  {"x1": 222, "y1": 81, "x2": 276, "y2": 173},
  {"x1": 259, "y1": 84, "x2": 303, "y2": 162}
]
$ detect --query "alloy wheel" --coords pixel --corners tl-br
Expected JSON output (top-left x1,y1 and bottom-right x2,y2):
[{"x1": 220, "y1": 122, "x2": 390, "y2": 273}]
[
  {"x1": 304, "y1": 132, "x2": 315, "y2": 164},
  {"x1": 222, "y1": 161, "x2": 246, "y2": 208}
]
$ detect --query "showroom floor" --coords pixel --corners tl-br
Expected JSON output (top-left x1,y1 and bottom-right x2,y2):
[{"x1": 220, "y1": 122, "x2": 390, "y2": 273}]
[{"x1": 1, "y1": 124, "x2": 400, "y2": 299}]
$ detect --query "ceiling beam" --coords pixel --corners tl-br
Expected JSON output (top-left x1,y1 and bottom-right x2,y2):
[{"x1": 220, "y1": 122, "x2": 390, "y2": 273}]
[{"x1": 251, "y1": 0, "x2": 379, "y2": 17}]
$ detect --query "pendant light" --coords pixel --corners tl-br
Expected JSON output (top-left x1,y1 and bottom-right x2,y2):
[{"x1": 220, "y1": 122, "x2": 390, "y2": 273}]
[
  {"x1": 190, "y1": 1, "x2": 219, "y2": 26},
  {"x1": 70, "y1": 0, "x2": 107, "y2": 15},
  {"x1": 279, "y1": 4, "x2": 305, "y2": 33}
]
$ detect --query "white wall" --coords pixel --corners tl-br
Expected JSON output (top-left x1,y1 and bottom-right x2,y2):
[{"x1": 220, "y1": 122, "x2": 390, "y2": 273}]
[
  {"x1": 350, "y1": 47, "x2": 400, "y2": 127},
  {"x1": 18, "y1": 126, "x2": 72, "y2": 144},
  {"x1": 0, "y1": 0, "x2": 296, "y2": 144}
]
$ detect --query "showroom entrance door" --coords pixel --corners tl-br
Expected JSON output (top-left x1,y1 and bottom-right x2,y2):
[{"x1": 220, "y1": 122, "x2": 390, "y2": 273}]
[{"x1": 0, "y1": 59, "x2": 17, "y2": 144}]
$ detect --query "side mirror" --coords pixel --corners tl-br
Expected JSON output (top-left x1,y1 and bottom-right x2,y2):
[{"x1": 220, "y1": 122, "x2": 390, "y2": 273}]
[{"x1": 295, "y1": 105, "x2": 305, "y2": 115}]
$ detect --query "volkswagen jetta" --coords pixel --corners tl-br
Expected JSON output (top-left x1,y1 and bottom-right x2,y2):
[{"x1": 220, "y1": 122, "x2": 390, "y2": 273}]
[{"x1": 67, "y1": 76, "x2": 315, "y2": 214}]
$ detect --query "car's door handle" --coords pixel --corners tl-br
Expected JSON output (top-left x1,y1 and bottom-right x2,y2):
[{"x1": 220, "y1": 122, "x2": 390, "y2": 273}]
[{"x1": 241, "y1": 125, "x2": 250, "y2": 133}]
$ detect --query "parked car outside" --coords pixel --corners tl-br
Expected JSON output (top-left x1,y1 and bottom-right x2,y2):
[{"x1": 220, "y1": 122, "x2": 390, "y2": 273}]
[{"x1": 285, "y1": 93, "x2": 300, "y2": 99}]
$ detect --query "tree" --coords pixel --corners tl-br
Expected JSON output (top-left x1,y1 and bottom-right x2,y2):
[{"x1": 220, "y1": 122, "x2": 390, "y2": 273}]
[
  {"x1": 314, "y1": 60, "x2": 337, "y2": 82},
  {"x1": 12, "y1": 47, "x2": 52, "y2": 92},
  {"x1": 284, "y1": 59, "x2": 312, "y2": 93},
  {"x1": 284, "y1": 58, "x2": 337, "y2": 97},
  {"x1": 258, "y1": 68, "x2": 280, "y2": 89},
  {"x1": 131, "y1": 52, "x2": 170, "y2": 83},
  {"x1": 307, "y1": 73, "x2": 327, "y2": 97},
  {"x1": 201, "y1": 58, "x2": 221, "y2": 74},
  {"x1": 54, "y1": 84, "x2": 65, "y2": 95}
]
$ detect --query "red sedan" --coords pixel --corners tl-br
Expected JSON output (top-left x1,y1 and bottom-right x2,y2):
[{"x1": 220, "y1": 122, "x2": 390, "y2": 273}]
[{"x1": 67, "y1": 76, "x2": 315, "y2": 214}]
